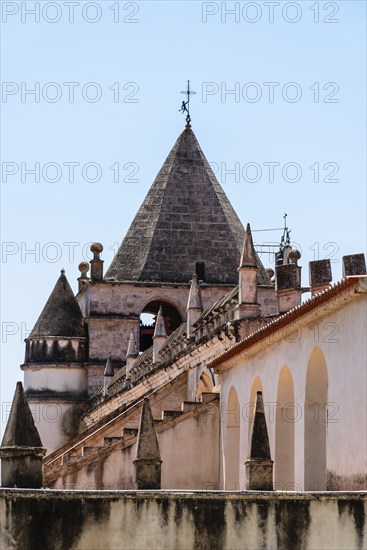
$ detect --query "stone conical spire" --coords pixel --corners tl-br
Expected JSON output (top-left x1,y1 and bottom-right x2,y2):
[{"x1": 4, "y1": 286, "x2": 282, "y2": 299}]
[
  {"x1": 0, "y1": 382, "x2": 46, "y2": 488},
  {"x1": 104, "y1": 355, "x2": 114, "y2": 378},
  {"x1": 127, "y1": 330, "x2": 139, "y2": 357},
  {"x1": 125, "y1": 331, "x2": 139, "y2": 378},
  {"x1": 29, "y1": 270, "x2": 84, "y2": 338},
  {"x1": 133, "y1": 398, "x2": 162, "y2": 489},
  {"x1": 187, "y1": 274, "x2": 203, "y2": 338},
  {"x1": 239, "y1": 223, "x2": 257, "y2": 268},
  {"x1": 245, "y1": 391, "x2": 273, "y2": 490},
  {"x1": 188, "y1": 274, "x2": 203, "y2": 310},
  {"x1": 2, "y1": 382, "x2": 43, "y2": 448},
  {"x1": 105, "y1": 127, "x2": 270, "y2": 285},
  {"x1": 238, "y1": 224, "x2": 260, "y2": 318},
  {"x1": 248, "y1": 391, "x2": 271, "y2": 460},
  {"x1": 153, "y1": 306, "x2": 167, "y2": 338},
  {"x1": 153, "y1": 307, "x2": 167, "y2": 363},
  {"x1": 103, "y1": 355, "x2": 114, "y2": 396}
]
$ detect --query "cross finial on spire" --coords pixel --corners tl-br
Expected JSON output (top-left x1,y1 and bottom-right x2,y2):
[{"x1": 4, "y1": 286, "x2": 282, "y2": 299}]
[{"x1": 179, "y1": 80, "x2": 196, "y2": 127}]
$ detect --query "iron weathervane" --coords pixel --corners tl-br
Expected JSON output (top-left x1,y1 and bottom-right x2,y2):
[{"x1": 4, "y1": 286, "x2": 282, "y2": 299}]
[
  {"x1": 280, "y1": 213, "x2": 291, "y2": 249},
  {"x1": 179, "y1": 80, "x2": 196, "y2": 127}
]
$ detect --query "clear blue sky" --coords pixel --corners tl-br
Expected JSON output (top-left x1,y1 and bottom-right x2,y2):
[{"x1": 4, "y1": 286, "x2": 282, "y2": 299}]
[{"x1": 1, "y1": 1, "x2": 366, "y2": 431}]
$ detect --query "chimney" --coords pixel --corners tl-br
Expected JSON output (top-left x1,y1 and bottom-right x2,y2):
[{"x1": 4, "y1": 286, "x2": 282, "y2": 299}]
[
  {"x1": 90, "y1": 242, "x2": 104, "y2": 282},
  {"x1": 237, "y1": 223, "x2": 260, "y2": 318},
  {"x1": 245, "y1": 391, "x2": 273, "y2": 491},
  {"x1": 126, "y1": 331, "x2": 139, "y2": 378},
  {"x1": 133, "y1": 398, "x2": 162, "y2": 490},
  {"x1": 187, "y1": 274, "x2": 203, "y2": 339},
  {"x1": 309, "y1": 259, "x2": 332, "y2": 296},
  {"x1": 77, "y1": 261, "x2": 90, "y2": 292},
  {"x1": 0, "y1": 382, "x2": 46, "y2": 488},
  {"x1": 152, "y1": 307, "x2": 167, "y2": 363},
  {"x1": 342, "y1": 253, "x2": 366, "y2": 277},
  {"x1": 275, "y1": 248, "x2": 302, "y2": 313}
]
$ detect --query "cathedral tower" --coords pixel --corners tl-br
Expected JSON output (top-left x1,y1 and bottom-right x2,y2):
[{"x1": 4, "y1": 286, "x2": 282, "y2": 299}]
[{"x1": 76, "y1": 126, "x2": 272, "y2": 395}]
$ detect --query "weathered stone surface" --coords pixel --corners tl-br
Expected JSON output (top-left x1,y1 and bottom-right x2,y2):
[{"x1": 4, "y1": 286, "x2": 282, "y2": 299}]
[
  {"x1": 239, "y1": 223, "x2": 257, "y2": 268},
  {"x1": 90, "y1": 242, "x2": 104, "y2": 282},
  {"x1": 29, "y1": 270, "x2": 84, "y2": 338},
  {"x1": 276, "y1": 264, "x2": 300, "y2": 291},
  {"x1": 134, "y1": 398, "x2": 162, "y2": 490},
  {"x1": 343, "y1": 253, "x2": 366, "y2": 277},
  {"x1": 0, "y1": 490, "x2": 366, "y2": 550},
  {"x1": 248, "y1": 392, "x2": 271, "y2": 461},
  {"x1": 1, "y1": 382, "x2": 43, "y2": 448},
  {"x1": 187, "y1": 274, "x2": 203, "y2": 311},
  {"x1": 187, "y1": 274, "x2": 203, "y2": 337},
  {"x1": 245, "y1": 460, "x2": 273, "y2": 491},
  {"x1": 105, "y1": 127, "x2": 270, "y2": 285},
  {"x1": 309, "y1": 259, "x2": 332, "y2": 286},
  {"x1": 153, "y1": 306, "x2": 167, "y2": 338},
  {"x1": 104, "y1": 356, "x2": 114, "y2": 378},
  {"x1": 237, "y1": 224, "x2": 260, "y2": 318},
  {"x1": 246, "y1": 391, "x2": 273, "y2": 491},
  {"x1": 0, "y1": 382, "x2": 46, "y2": 488}
]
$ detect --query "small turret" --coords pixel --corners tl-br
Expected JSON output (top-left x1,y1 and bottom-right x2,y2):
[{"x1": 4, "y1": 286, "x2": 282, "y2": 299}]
[
  {"x1": 187, "y1": 274, "x2": 203, "y2": 338},
  {"x1": 133, "y1": 398, "x2": 162, "y2": 489},
  {"x1": 237, "y1": 223, "x2": 260, "y2": 318},
  {"x1": 22, "y1": 270, "x2": 87, "y2": 453},
  {"x1": 152, "y1": 307, "x2": 167, "y2": 363},
  {"x1": 0, "y1": 382, "x2": 46, "y2": 488},
  {"x1": 245, "y1": 391, "x2": 273, "y2": 490}
]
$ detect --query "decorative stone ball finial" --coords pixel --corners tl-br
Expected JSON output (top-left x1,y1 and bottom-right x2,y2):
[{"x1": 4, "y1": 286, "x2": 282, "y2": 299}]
[
  {"x1": 289, "y1": 248, "x2": 301, "y2": 265},
  {"x1": 78, "y1": 261, "x2": 90, "y2": 278},
  {"x1": 90, "y1": 242, "x2": 103, "y2": 260}
]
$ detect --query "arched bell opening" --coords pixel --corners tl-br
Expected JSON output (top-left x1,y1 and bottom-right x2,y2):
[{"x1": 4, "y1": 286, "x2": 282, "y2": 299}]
[{"x1": 140, "y1": 300, "x2": 182, "y2": 352}]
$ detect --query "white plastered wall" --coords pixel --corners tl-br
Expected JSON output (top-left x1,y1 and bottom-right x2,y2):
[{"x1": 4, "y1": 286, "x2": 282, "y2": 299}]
[{"x1": 219, "y1": 293, "x2": 367, "y2": 490}]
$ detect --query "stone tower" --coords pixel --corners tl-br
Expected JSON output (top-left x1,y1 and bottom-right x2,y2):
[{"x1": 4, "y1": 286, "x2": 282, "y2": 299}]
[
  {"x1": 22, "y1": 125, "x2": 275, "y2": 453},
  {"x1": 75, "y1": 126, "x2": 272, "y2": 395},
  {"x1": 22, "y1": 270, "x2": 87, "y2": 453}
]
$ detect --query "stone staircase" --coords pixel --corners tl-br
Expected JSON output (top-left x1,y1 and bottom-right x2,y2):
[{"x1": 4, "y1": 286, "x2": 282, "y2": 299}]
[{"x1": 76, "y1": 393, "x2": 219, "y2": 458}]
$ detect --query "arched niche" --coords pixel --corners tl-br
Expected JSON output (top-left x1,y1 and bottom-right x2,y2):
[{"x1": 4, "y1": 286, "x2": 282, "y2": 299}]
[
  {"x1": 140, "y1": 300, "x2": 182, "y2": 351},
  {"x1": 225, "y1": 386, "x2": 240, "y2": 490},
  {"x1": 304, "y1": 347, "x2": 328, "y2": 490},
  {"x1": 275, "y1": 366, "x2": 296, "y2": 490}
]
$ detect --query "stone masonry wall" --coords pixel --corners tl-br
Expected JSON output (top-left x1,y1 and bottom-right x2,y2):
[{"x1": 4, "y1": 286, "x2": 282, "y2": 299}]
[{"x1": 0, "y1": 490, "x2": 366, "y2": 550}]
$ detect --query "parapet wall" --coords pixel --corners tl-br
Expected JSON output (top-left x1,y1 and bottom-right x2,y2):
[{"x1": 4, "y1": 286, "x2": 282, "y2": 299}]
[{"x1": 0, "y1": 490, "x2": 366, "y2": 550}]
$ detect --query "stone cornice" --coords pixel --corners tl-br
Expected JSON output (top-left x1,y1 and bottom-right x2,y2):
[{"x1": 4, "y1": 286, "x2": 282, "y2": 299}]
[{"x1": 0, "y1": 446, "x2": 46, "y2": 459}]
